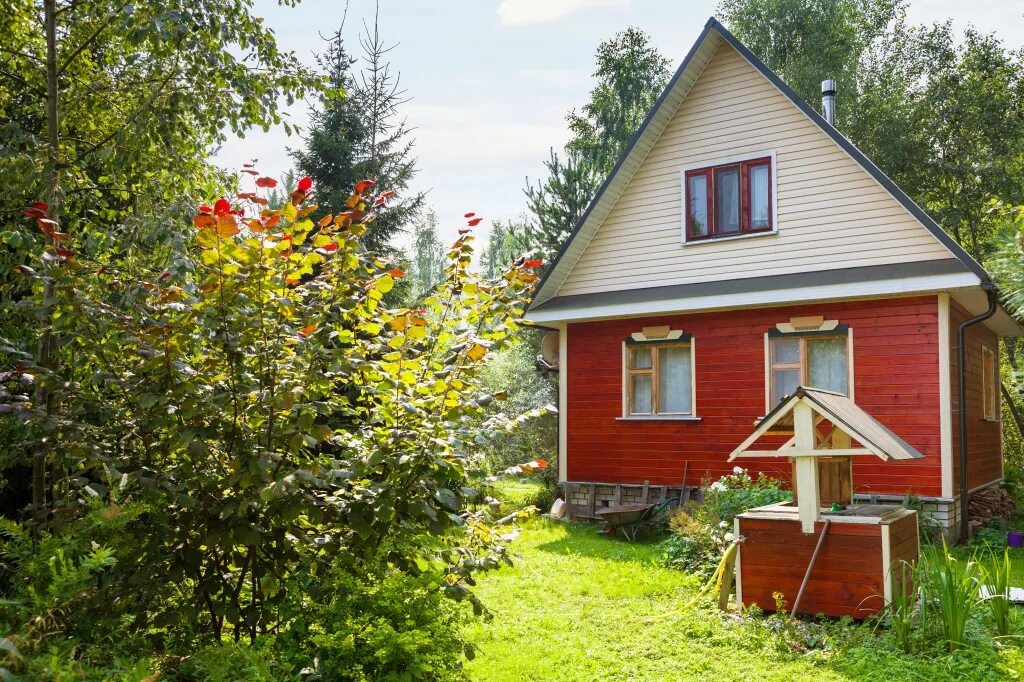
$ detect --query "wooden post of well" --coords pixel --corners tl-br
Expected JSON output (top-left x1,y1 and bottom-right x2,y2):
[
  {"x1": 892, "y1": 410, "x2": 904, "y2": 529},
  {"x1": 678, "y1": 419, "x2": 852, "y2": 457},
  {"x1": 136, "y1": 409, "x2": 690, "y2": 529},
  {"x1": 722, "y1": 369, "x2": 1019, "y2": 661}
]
[{"x1": 793, "y1": 401, "x2": 821, "y2": 534}]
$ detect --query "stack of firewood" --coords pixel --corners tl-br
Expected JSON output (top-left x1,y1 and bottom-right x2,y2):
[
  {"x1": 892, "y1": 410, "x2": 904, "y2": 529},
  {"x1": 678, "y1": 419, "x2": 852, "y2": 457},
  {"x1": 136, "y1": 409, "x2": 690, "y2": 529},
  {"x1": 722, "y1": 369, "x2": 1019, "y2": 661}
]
[{"x1": 968, "y1": 487, "x2": 1016, "y2": 526}]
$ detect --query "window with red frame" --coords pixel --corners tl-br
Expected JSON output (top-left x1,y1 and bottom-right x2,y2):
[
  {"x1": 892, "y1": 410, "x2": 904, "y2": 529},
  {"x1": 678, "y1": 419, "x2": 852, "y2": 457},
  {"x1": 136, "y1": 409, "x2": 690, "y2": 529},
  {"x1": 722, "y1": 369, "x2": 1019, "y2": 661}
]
[{"x1": 685, "y1": 157, "x2": 773, "y2": 241}]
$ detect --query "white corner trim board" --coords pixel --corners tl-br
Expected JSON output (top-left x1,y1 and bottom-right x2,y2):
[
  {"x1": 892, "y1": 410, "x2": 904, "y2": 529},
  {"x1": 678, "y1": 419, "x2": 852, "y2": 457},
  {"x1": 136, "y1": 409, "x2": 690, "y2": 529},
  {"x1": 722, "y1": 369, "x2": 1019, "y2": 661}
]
[{"x1": 938, "y1": 294, "x2": 953, "y2": 499}]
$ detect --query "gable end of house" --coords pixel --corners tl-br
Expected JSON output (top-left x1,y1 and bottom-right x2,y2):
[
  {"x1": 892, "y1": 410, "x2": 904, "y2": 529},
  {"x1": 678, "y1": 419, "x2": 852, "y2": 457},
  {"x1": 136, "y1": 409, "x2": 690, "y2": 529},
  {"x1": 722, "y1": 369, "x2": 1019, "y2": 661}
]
[{"x1": 528, "y1": 17, "x2": 991, "y2": 319}]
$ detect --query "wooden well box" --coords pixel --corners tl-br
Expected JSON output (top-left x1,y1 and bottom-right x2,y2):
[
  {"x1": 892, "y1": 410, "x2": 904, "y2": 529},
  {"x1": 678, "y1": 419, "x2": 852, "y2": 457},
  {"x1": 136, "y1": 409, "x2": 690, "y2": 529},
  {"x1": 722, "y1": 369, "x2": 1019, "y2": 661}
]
[
  {"x1": 728, "y1": 387, "x2": 921, "y2": 618},
  {"x1": 736, "y1": 503, "x2": 919, "y2": 617}
]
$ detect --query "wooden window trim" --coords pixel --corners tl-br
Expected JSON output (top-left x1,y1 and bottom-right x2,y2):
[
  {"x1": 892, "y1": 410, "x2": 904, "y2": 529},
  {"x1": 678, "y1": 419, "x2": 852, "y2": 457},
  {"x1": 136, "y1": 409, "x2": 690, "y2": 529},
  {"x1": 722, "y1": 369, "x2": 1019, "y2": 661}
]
[
  {"x1": 768, "y1": 333, "x2": 850, "y2": 407},
  {"x1": 684, "y1": 156, "x2": 774, "y2": 241},
  {"x1": 625, "y1": 342, "x2": 694, "y2": 417},
  {"x1": 982, "y1": 345, "x2": 998, "y2": 421}
]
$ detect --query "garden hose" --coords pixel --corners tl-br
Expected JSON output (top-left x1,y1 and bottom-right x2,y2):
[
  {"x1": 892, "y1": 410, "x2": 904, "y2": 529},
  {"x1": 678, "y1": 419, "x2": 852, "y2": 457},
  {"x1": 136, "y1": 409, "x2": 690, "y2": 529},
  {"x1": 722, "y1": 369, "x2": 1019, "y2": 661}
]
[{"x1": 683, "y1": 540, "x2": 740, "y2": 610}]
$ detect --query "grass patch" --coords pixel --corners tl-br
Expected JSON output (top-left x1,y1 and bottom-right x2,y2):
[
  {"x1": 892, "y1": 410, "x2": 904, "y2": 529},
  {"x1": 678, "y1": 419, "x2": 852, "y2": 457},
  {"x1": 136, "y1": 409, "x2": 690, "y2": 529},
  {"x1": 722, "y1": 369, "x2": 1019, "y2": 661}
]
[
  {"x1": 465, "y1": 519, "x2": 1024, "y2": 681},
  {"x1": 488, "y1": 478, "x2": 548, "y2": 512}
]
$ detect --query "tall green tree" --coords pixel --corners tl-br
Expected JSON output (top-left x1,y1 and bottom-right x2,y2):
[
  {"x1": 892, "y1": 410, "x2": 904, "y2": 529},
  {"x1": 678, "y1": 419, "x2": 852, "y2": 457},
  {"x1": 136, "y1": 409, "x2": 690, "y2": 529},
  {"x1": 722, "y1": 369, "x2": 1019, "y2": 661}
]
[
  {"x1": 0, "y1": 0, "x2": 320, "y2": 516},
  {"x1": 482, "y1": 217, "x2": 536, "y2": 279},
  {"x1": 0, "y1": 0, "x2": 317, "y2": 245},
  {"x1": 898, "y1": 24, "x2": 1024, "y2": 257},
  {"x1": 524, "y1": 28, "x2": 670, "y2": 258},
  {"x1": 292, "y1": 3, "x2": 423, "y2": 252},
  {"x1": 566, "y1": 27, "x2": 672, "y2": 178},
  {"x1": 718, "y1": 0, "x2": 902, "y2": 128},
  {"x1": 524, "y1": 148, "x2": 598, "y2": 260}
]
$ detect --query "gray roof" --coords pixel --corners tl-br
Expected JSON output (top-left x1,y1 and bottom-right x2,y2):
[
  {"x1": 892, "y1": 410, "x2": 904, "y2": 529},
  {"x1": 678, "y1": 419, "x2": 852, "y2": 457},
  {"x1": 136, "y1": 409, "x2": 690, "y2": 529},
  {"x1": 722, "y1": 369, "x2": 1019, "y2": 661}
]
[
  {"x1": 529, "y1": 259, "x2": 968, "y2": 315},
  {"x1": 529, "y1": 17, "x2": 990, "y2": 311}
]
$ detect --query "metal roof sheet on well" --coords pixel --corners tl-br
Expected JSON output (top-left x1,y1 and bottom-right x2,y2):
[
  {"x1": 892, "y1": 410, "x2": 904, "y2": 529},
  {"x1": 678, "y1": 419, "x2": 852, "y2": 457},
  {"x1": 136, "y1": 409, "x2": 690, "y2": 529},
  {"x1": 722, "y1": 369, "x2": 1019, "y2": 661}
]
[{"x1": 760, "y1": 387, "x2": 923, "y2": 461}]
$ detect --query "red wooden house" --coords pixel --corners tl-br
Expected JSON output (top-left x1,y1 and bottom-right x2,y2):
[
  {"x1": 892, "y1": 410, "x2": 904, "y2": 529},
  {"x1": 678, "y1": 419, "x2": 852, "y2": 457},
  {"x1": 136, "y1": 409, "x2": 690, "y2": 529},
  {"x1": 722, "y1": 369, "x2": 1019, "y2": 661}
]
[{"x1": 526, "y1": 18, "x2": 1023, "y2": 541}]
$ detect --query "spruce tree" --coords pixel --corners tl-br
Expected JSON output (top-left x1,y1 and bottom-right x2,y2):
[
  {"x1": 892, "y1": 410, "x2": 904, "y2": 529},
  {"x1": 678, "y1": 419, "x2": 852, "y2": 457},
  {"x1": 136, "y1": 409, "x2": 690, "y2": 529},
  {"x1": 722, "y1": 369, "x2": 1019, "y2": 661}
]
[{"x1": 292, "y1": 3, "x2": 422, "y2": 252}]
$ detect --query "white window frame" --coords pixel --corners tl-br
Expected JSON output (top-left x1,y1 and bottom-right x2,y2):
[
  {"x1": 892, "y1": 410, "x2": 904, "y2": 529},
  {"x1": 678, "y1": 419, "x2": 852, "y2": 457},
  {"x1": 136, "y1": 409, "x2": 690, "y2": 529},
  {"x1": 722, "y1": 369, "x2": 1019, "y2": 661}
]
[
  {"x1": 679, "y1": 150, "x2": 779, "y2": 246},
  {"x1": 762, "y1": 328, "x2": 855, "y2": 414},
  {"x1": 619, "y1": 339, "x2": 699, "y2": 421}
]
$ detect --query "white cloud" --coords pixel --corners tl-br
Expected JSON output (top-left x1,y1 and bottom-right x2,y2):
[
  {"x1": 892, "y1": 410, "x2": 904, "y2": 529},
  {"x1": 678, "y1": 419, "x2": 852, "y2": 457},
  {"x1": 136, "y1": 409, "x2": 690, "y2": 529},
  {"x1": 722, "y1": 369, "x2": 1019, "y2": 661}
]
[{"x1": 497, "y1": 0, "x2": 631, "y2": 27}]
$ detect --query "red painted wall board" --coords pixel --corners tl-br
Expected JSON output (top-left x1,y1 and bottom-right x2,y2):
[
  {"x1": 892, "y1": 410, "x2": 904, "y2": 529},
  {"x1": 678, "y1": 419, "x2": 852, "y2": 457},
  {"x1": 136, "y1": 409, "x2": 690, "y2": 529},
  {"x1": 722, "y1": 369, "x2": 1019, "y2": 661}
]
[{"x1": 566, "y1": 296, "x2": 943, "y2": 496}]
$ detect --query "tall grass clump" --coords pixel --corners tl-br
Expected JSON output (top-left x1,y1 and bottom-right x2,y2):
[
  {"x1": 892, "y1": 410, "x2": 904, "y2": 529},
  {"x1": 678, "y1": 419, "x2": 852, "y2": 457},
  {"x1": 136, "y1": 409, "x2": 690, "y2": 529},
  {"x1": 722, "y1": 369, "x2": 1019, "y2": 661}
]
[
  {"x1": 981, "y1": 548, "x2": 1013, "y2": 637},
  {"x1": 880, "y1": 559, "x2": 922, "y2": 653},
  {"x1": 920, "y1": 539, "x2": 981, "y2": 651}
]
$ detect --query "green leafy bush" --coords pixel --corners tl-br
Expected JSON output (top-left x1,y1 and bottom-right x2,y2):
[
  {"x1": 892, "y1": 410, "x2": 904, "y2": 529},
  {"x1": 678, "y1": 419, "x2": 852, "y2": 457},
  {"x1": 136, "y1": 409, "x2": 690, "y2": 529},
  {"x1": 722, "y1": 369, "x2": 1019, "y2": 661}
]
[
  {"x1": 279, "y1": 565, "x2": 470, "y2": 681},
  {"x1": 477, "y1": 335, "x2": 558, "y2": 478},
  {"x1": 661, "y1": 509, "x2": 725, "y2": 577},
  {"x1": 182, "y1": 641, "x2": 297, "y2": 682},
  {"x1": 1, "y1": 174, "x2": 544, "y2": 673},
  {"x1": 970, "y1": 518, "x2": 1009, "y2": 551},
  {"x1": 662, "y1": 469, "x2": 789, "y2": 576},
  {"x1": 701, "y1": 467, "x2": 792, "y2": 526}
]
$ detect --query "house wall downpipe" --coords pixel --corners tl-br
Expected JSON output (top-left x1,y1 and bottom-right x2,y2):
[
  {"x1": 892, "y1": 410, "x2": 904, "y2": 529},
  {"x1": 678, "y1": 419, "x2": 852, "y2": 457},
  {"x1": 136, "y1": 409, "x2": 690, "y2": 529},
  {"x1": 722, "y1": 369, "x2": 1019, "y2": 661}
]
[
  {"x1": 821, "y1": 79, "x2": 836, "y2": 126},
  {"x1": 957, "y1": 284, "x2": 997, "y2": 542}
]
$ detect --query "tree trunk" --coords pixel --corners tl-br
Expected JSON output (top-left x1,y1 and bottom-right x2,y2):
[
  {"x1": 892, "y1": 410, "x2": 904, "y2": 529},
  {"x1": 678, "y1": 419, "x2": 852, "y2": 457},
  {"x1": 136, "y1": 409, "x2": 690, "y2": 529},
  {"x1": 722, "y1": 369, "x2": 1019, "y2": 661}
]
[
  {"x1": 1001, "y1": 383, "x2": 1024, "y2": 438},
  {"x1": 33, "y1": 0, "x2": 60, "y2": 524}
]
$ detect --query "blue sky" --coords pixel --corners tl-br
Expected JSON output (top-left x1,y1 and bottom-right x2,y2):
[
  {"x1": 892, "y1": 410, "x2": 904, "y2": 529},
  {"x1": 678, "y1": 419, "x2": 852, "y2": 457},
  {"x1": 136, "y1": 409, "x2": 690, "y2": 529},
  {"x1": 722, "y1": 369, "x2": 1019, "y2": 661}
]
[{"x1": 213, "y1": 0, "x2": 1023, "y2": 250}]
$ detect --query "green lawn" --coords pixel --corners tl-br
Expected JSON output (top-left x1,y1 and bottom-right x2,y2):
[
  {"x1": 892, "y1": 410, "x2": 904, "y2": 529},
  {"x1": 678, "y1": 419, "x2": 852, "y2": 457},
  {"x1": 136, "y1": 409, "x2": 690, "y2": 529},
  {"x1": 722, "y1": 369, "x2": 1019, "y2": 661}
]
[{"x1": 465, "y1": 519, "x2": 1024, "y2": 682}]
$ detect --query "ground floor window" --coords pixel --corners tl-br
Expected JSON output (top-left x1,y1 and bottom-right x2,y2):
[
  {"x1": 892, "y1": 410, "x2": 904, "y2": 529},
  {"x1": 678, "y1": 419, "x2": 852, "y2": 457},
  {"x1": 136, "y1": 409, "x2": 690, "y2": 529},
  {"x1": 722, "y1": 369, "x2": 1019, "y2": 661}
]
[
  {"x1": 769, "y1": 334, "x2": 849, "y2": 407},
  {"x1": 626, "y1": 342, "x2": 693, "y2": 416}
]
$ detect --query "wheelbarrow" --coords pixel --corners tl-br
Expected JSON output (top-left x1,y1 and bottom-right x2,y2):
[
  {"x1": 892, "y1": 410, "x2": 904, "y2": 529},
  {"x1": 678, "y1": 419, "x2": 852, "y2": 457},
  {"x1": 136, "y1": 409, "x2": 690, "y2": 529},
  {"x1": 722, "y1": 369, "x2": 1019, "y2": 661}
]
[{"x1": 594, "y1": 497, "x2": 677, "y2": 541}]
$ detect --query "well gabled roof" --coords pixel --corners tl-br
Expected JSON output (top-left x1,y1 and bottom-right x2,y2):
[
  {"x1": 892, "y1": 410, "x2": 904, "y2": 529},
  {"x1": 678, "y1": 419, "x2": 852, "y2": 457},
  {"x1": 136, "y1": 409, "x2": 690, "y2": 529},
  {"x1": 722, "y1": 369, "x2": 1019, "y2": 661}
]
[
  {"x1": 728, "y1": 386, "x2": 924, "y2": 462},
  {"x1": 529, "y1": 17, "x2": 990, "y2": 310}
]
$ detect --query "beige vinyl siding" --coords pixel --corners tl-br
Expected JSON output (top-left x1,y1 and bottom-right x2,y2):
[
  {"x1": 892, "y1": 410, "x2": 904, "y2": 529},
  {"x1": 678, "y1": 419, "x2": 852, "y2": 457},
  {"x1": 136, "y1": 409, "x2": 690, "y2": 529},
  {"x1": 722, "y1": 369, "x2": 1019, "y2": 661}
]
[{"x1": 557, "y1": 42, "x2": 952, "y2": 298}]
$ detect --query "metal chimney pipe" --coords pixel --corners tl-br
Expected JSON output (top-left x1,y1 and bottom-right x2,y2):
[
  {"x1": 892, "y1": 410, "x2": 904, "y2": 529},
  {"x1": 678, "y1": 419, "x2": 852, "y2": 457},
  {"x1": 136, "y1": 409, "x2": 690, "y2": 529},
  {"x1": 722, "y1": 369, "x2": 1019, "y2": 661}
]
[{"x1": 821, "y1": 79, "x2": 836, "y2": 126}]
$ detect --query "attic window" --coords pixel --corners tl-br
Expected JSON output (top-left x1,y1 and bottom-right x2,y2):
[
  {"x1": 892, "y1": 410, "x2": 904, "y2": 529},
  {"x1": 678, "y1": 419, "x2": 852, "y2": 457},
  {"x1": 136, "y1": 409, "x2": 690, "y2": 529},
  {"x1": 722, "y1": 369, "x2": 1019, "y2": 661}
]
[{"x1": 683, "y1": 155, "x2": 774, "y2": 241}]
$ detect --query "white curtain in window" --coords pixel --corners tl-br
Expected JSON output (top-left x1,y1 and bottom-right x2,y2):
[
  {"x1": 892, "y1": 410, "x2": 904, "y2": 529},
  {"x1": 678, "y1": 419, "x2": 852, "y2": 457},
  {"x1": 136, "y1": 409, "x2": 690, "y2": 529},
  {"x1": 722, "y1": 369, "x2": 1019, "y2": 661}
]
[
  {"x1": 749, "y1": 164, "x2": 770, "y2": 228},
  {"x1": 631, "y1": 347, "x2": 652, "y2": 370},
  {"x1": 807, "y1": 338, "x2": 848, "y2": 394},
  {"x1": 631, "y1": 375, "x2": 653, "y2": 413},
  {"x1": 772, "y1": 368, "x2": 800, "y2": 406},
  {"x1": 716, "y1": 169, "x2": 740, "y2": 233},
  {"x1": 688, "y1": 175, "x2": 709, "y2": 236},
  {"x1": 658, "y1": 346, "x2": 692, "y2": 413}
]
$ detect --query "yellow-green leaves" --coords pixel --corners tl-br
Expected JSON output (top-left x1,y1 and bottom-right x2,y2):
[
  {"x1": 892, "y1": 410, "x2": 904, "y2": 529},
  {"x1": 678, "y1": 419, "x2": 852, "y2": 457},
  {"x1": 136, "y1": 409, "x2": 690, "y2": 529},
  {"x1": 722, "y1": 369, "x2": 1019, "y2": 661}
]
[{"x1": 375, "y1": 274, "x2": 395, "y2": 294}]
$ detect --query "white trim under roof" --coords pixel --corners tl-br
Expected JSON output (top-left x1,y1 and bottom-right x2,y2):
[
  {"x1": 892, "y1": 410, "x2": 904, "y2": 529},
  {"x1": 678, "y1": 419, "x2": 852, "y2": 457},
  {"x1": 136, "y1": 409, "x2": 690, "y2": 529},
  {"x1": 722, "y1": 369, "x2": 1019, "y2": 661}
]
[{"x1": 526, "y1": 271, "x2": 980, "y2": 325}]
